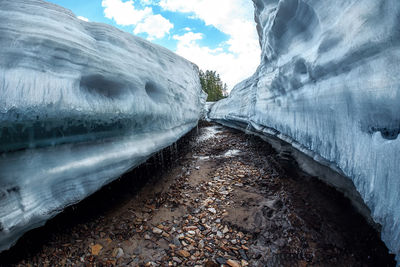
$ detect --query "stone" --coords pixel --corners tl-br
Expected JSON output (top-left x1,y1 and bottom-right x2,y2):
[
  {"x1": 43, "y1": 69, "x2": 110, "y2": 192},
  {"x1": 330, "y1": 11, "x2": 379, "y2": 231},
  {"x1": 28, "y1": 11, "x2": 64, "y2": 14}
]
[
  {"x1": 177, "y1": 250, "x2": 191, "y2": 258},
  {"x1": 91, "y1": 244, "x2": 103, "y2": 256},
  {"x1": 198, "y1": 239, "x2": 205, "y2": 249},
  {"x1": 215, "y1": 257, "x2": 227, "y2": 264},
  {"x1": 177, "y1": 233, "x2": 185, "y2": 240},
  {"x1": 205, "y1": 260, "x2": 219, "y2": 267},
  {"x1": 152, "y1": 227, "x2": 163, "y2": 234},
  {"x1": 112, "y1": 248, "x2": 124, "y2": 259},
  {"x1": 239, "y1": 249, "x2": 248, "y2": 261},
  {"x1": 173, "y1": 237, "x2": 181, "y2": 247},
  {"x1": 172, "y1": 257, "x2": 182, "y2": 264},
  {"x1": 208, "y1": 208, "x2": 217, "y2": 214},
  {"x1": 226, "y1": 259, "x2": 241, "y2": 267}
]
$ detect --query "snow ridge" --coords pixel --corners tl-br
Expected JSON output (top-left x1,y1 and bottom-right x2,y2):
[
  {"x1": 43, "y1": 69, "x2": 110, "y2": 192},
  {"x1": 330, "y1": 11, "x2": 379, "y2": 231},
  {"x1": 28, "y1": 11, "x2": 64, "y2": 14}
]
[
  {"x1": 0, "y1": 0, "x2": 205, "y2": 251},
  {"x1": 210, "y1": 0, "x2": 400, "y2": 262}
]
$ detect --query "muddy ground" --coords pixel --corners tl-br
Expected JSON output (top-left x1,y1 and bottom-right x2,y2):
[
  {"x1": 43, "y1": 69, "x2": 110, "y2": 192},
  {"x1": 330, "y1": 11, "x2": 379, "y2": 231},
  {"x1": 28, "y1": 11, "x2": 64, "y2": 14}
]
[{"x1": 0, "y1": 122, "x2": 396, "y2": 266}]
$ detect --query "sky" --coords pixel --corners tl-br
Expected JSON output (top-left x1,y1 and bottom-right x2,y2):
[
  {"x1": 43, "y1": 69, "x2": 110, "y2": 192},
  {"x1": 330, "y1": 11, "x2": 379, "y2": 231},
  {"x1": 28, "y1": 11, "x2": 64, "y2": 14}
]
[{"x1": 46, "y1": 0, "x2": 261, "y2": 90}]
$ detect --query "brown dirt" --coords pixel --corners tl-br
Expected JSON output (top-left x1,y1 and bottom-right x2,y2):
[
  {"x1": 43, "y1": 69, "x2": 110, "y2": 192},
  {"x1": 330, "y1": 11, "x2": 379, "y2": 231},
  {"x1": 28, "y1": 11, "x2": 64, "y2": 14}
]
[{"x1": 0, "y1": 122, "x2": 396, "y2": 266}]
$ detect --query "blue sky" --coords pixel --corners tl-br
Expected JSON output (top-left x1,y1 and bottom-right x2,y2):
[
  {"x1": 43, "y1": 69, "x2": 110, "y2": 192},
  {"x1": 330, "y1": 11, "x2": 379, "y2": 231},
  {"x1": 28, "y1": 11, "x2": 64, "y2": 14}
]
[{"x1": 46, "y1": 0, "x2": 260, "y2": 89}]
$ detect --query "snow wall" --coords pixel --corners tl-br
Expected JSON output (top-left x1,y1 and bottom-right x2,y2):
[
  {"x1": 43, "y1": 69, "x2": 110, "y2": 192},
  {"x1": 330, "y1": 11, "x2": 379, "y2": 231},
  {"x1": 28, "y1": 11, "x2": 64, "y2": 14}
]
[
  {"x1": 210, "y1": 0, "x2": 400, "y2": 262},
  {"x1": 0, "y1": 0, "x2": 206, "y2": 251}
]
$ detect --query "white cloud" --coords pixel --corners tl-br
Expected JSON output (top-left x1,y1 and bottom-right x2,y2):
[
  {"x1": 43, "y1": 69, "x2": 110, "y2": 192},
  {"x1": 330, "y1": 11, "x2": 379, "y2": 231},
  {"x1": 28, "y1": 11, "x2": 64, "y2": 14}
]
[
  {"x1": 161, "y1": 0, "x2": 260, "y2": 89},
  {"x1": 134, "y1": 14, "x2": 173, "y2": 40},
  {"x1": 173, "y1": 32, "x2": 203, "y2": 45},
  {"x1": 77, "y1": 16, "x2": 89, "y2": 22},
  {"x1": 102, "y1": 0, "x2": 152, "y2": 26},
  {"x1": 102, "y1": 0, "x2": 173, "y2": 39},
  {"x1": 173, "y1": 31, "x2": 257, "y2": 90}
]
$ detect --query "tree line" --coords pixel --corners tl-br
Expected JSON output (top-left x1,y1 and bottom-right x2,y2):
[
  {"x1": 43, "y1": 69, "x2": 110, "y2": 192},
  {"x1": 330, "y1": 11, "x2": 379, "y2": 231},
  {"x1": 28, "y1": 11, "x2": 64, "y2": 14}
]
[{"x1": 199, "y1": 70, "x2": 228, "y2": 102}]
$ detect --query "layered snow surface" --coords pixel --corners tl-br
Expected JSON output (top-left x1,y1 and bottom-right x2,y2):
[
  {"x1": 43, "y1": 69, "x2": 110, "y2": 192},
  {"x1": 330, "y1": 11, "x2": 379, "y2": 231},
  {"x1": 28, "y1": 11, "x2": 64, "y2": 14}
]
[
  {"x1": 210, "y1": 0, "x2": 400, "y2": 262},
  {"x1": 0, "y1": 0, "x2": 205, "y2": 251}
]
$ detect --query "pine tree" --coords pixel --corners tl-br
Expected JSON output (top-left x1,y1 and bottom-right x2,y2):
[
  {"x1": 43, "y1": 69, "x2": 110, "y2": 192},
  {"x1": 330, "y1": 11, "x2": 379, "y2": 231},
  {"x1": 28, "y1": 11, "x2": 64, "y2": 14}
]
[{"x1": 199, "y1": 69, "x2": 226, "y2": 101}]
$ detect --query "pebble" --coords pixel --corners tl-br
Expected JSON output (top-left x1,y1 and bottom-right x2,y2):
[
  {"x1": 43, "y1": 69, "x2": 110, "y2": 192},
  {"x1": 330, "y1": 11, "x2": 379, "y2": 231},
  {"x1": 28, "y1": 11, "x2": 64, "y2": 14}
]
[
  {"x1": 187, "y1": 230, "x2": 196, "y2": 236},
  {"x1": 217, "y1": 231, "x2": 223, "y2": 238},
  {"x1": 215, "y1": 257, "x2": 227, "y2": 264},
  {"x1": 91, "y1": 244, "x2": 103, "y2": 256},
  {"x1": 177, "y1": 250, "x2": 191, "y2": 258},
  {"x1": 152, "y1": 227, "x2": 163, "y2": 234},
  {"x1": 177, "y1": 233, "x2": 185, "y2": 240},
  {"x1": 172, "y1": 237, "x2": 181, "y2": 247},
  {"x1": 198, "y1": 239, "x2": 205, "y2": 249},
  {"x1": 226, "y1": 259, "x2": 241, "y2": 267},
  {"x1": 239, "y1": 249, "x2": 248, "y2": 260},
  {"x1": 112, "y1": 248, "x2": 124, "y2": 259},
  {"x1": 241, "y1": 259, "x2": 249, "y2": 266},
  {"x1": 208, "y1": 208, "x2": 217, "y2": 214},
  {"x1": 222, "y1": 225, "x2": 229, "y2": 234},
  {"x1": 205, "y1": 260, "x2": 219, "y2": 267},
  {"x1": 172, "y1": 257, "x2": 182, "y2": 264}
]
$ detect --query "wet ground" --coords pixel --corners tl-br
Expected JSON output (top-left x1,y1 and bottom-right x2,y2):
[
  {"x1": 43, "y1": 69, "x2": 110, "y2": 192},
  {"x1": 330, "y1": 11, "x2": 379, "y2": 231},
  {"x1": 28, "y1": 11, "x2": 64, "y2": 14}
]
[{"x1": 0, "y1": 122, "x2": 396, "y2": 266}]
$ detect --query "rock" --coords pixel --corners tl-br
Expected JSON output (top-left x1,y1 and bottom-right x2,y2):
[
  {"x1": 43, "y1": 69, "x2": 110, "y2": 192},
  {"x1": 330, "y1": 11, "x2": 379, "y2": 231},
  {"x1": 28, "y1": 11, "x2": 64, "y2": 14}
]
[
  {"x1": 239, "y1": 249, "x2": 248, "y2": 260},
  {"x1": 162, "y1": 232, "x2": 170, "y2": 238},
  {"x1": 177, "y1": 250, "x2": 191, "y2": 258},
  {"x1": 172, "y1": 257, "x2": 182, "y2": 264},
  {"x1": 222, "y1": 225, "x2": 229, "y2": 234},
  {"x1": 112, "y1": 248, "x2": 124, "y2": 259},
  {"x1": 173, "y1": 237, "x2": 181, "y2": 247},
  {"x1": 177, "y1": 233, "x2": 185, "y2": 240},
  {"x1": 198, "y1": 239, "x2": 205, "y2": 249},
  {"x1": 144, "y1": 234, "x2": 151, "y2": 240},
  {"x1": 205, "y1": 260, "x2": 219, "y2": 267},
  {"x1": 215, "y1": 257, "x2": 227, "y2": 264},
  {"x1": 208, "y1": 208, "x2": 217, "y2": 214},
  {"x1": 226, "y1": 259, "x2": 241, "y2": 267},
  {"x1": 241, "y1": 259, "x2": 249, "y2": 266},
  {"x1": 184, "y1": 226, "x2": 198, "y2": 231},
  {"x1": 152, "y1": 227, "x2": 163, "y2": 234},
  {"x1": 91, "y1": 244, "x2": 103, "y2": 256}
]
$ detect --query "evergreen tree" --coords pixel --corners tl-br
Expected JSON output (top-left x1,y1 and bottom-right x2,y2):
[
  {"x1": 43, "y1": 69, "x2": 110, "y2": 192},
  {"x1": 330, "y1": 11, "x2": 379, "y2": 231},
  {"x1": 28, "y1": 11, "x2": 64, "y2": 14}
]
[{"x1": 199, "y1": 69, "x2": 227, "y2": 101}]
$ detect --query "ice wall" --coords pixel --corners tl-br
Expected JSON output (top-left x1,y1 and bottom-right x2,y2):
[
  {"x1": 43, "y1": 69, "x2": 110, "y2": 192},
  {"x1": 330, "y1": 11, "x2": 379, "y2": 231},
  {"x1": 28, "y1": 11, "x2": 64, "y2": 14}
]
[
  {"x1": 0, "y1": 0, "x2": 205, "y2": 251},
  {"x1": 210, "y1": 0, "x2": 400, "y2": 261}
]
